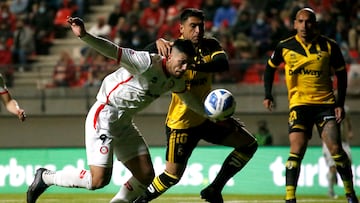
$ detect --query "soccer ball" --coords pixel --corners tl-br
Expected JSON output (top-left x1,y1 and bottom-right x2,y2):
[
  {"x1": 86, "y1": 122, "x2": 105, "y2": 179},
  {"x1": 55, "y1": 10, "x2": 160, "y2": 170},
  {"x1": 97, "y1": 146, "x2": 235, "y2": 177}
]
[{"x1": 204, "y1": 89, "x2": 236, "y2": 120}]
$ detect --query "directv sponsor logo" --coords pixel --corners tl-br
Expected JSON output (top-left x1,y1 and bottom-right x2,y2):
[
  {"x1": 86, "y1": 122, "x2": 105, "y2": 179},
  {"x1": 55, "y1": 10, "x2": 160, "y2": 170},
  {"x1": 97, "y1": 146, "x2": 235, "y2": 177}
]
[{"x1": 289, "y1": 67, "x2": 322, "y2": 77}]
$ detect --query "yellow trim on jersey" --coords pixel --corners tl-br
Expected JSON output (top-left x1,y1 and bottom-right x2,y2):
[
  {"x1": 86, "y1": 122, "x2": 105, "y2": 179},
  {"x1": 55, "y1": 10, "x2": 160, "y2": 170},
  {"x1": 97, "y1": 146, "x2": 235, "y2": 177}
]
[
  {"x1": 268, "y1": 59, "x2": 276, "y2": 68},
  {"x1": 211, "y1": 50, "x2": 225, "y2": 58}
]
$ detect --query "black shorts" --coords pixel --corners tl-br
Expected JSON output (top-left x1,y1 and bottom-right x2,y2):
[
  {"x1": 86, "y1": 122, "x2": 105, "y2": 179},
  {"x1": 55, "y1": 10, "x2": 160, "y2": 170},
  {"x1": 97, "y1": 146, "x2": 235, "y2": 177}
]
[
  {"x1": 288, "y1": 105, "x2": 337, "y2": 138},
  {"x1": 165, "y1": 118, "x2": 239, "y2": 164}
]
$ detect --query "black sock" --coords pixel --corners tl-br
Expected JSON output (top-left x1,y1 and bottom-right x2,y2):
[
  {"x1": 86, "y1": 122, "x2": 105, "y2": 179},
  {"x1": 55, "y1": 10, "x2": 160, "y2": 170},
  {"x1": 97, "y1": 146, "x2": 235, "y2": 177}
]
[
  {"x1": 332, "y1": 151, "x2": 355, "y2": 194},
  {"x1": 143, "y1": 172, "x2": 179, "y2": 201},
  {"x1": 211, "y1": 142, "x2": 257, "y2": 190},
  {"x1": 285, "y1": 153, "x2": 302, "y2": 200}
]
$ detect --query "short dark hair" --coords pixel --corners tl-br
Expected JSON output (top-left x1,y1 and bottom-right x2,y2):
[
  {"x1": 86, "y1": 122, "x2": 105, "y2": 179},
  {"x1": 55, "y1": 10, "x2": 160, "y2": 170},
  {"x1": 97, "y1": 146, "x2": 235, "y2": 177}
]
[
  {"x1": 180, "y1": 8, "x2": 204, "y2": 23},
  {"x1": 296, "y1": 7, "x2": 316, "y2": 22},
  {"x1": 172, "y1": 39, "x2": 196, "y2": 58}
]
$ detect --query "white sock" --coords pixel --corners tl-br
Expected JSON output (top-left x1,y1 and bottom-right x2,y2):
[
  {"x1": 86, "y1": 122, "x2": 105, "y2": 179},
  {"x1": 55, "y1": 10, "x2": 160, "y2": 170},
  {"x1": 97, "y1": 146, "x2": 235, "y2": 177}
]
[
  {"x1": 110, "y1": 176, "x2": 147, "y2": 203},
  {"x1": 42, "y1": 168, "x2": 92, "y2": 189}
]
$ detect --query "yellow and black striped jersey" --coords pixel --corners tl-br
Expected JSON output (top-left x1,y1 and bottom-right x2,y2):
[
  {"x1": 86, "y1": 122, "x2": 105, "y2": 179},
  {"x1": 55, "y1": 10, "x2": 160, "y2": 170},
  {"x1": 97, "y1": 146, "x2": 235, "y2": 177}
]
[
  {"x1": 166, "y1": 37, "x2": 226, "y2": 129},
  {"x1": 267, "y1": 34, "x2": 346, "y2": 109}
]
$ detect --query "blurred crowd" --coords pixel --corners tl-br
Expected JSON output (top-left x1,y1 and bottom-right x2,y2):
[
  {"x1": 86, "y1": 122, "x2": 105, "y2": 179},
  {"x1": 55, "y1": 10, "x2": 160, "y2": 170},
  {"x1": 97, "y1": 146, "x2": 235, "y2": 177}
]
[
  {"x1": 0, "y1": 0, "x2": 94, "y2": 86},
  {"x1": 1, "y1": 0, "x2": 360, "y2": 88}
]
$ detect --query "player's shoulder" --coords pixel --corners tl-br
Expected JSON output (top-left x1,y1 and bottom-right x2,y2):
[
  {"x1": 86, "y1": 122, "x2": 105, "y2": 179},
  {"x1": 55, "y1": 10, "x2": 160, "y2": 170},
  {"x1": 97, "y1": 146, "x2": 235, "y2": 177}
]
[
  {"x1": 199, "y1": 37, "x2": 222, "y2": 50},
  {"x1": 318, "y1": 35, "x2": 339, "y2": 46},
  {"x1": 278, "y1": 35, "x2": 297, "y2": 47}
]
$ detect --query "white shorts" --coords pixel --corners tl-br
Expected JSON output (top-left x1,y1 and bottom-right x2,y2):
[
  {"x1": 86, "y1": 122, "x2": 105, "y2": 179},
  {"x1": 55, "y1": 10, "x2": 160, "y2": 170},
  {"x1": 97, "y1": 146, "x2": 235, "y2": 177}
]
[
  {"x1": 85, "y1": 101, "x2": 149, "y2": 167},
  {"x1": 322, "y1": 142, "x2": 352, "y2": 167}
]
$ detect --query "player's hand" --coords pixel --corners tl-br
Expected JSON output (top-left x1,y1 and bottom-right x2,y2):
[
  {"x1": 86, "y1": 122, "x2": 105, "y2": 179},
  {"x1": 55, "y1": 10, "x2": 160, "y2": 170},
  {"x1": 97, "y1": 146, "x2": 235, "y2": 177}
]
[
  {"x1": 263, "y1": 99, "x2": 274, "y2": 111},
  {"x1": 334, "y1": 106, "x2": 345, "y2": 123},
  {"x1": 17, "y1": 109, "x2": 26, "y2": 122},
  {"x1": 156, "y1": 38, "x2": 173, "y2": 57},
  {"x1": 67, "y1": 17, "x2": 87, "y2": 38}
]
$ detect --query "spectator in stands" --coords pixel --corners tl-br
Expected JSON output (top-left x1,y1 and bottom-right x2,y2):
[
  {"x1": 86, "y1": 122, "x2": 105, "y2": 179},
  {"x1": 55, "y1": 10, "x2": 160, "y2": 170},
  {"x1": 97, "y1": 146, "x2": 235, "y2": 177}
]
[
  {"x1": 231, "y1": 10, "x2": 252, "y2": 37},
  {"x1": 28, "y1": 1, "x2": 54, "y2": 55},
  {"x1": 212, "y1": 0, "x2": 237, "y2": 32},
  {"x1": 9, "y1": 0, "x2": 29, "y2": 16},
  {"x1": 254, "y1": 120, "x2": 273, "y2": 146},
  {"x1": 0, "y1": 3, "x2": 17, "y2": 31},
  {"x1": 0, "y1": 35, "x2": 14, "y2": 87},
  {"x1": 119, "y1": 0, "x2": 134, "y2": 14},
  {"x1": 107, "y1": 4, "x2": 124, "y2": 28},
  {"x1": 0, "y1": 73, "x2": 26, "y2": 121},
  {"x1": 348, "y1": 19, "x2": 360, "y2": 55},
  {"x1": 232, "y1": 32, "x2": 256, "y2": 82},
  {"x1": 174, "y1": 0, "x2": 202, "y2": 10},
  {"x1": 317, "y1": 10, "x2": 336, "y2": 39},
  {"x1": 0, "y1": 21, "x2": 13, "y2": 48},
  {"x1": 110, "y1": 16, "x2": 131, "y2": 46},
  {"x1": 124, "y1": 1, "x2": 143, "y2": 26},
  {"x1": 85, "y1": 53, "x2": 114, "y2": 87},
  {"x1": 53, "y1": 0, "x2": 76, "y2": 38},
  {"x1": 156, "y1": 6, "x2": 180, "y2": 40},
  {"x1": 48, "y1": 50, "x2": 77, "y2": 87},
  {"x1": 110, "y1": 16, "x2": 128, "y2": 45},
  {"x1": 11, "y1": 18, "x2": 35, "y2": 72},
  {"x1": 128, "y1": 21, "x2": 150, "y2": 50},
  {"x1": 201, "y1": 0, "x2": 219, "y2": 29},
  {"x1": 269, "y1": 16, "x2": 290, "y2": 50},
  {"x1": 139, "y1": 0, "x2": 165, "y2": 41},
  {"x1": 88, "y1": 16, "x2": 111, "y2": 39},
  {"x1": 334, "y1": 16, "x2": 349, "y2": 45},
  {"x1": 250, "y1": 10, "x2": 271, "y2": 58},
  {"x1": 73, "y1": 0, "x2": 85, "y2": 18}
]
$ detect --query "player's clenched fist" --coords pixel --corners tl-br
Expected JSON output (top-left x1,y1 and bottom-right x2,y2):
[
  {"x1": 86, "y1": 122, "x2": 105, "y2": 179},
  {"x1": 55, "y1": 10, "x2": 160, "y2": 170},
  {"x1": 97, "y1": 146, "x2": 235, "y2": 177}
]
[{"x1": 67, "y1": 17, "x2": 86, "y2": 38}]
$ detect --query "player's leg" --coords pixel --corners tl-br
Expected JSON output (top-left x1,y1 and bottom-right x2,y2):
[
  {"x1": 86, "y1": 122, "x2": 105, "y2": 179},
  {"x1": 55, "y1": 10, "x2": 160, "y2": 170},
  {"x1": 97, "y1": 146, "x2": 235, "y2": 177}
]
[
  {"x1": 27, "y1": 102, "x2": 114, "y2": 203},
  {"x1": 284, "y1": 131, "x2": 308, "y2": 203},
  {"x1": 110, "y1": 123, "x2": 155, "y2": 203},
  {"x1": 284, "y1": 106, "x2": 312, "y2": 203},
  {"x1": 133, "y1": 126, "x2": 199, "y2": 203},
  {"x1": 321, "y1": 120, "x2": 358, "y2": 203},
  {"x1": 322, "y1": 143, "x2": 338, "y2": 198},
  {"x1": 199, "y1": 118, "x2": 257, "y2": 203}
]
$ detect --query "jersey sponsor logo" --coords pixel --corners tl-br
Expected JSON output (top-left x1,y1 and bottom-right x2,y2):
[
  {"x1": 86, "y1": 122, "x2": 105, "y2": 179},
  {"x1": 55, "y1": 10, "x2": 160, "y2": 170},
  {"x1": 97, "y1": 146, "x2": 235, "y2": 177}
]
[
  {"x1": 100, "y1": 146, "x2": 109, "y2": 154},
  {"x1": 288, "y1": 67, "x2": 322, "y2": 77},
  {"x1": 79, "y1": 169, "x2": 87, "y2": 179}
]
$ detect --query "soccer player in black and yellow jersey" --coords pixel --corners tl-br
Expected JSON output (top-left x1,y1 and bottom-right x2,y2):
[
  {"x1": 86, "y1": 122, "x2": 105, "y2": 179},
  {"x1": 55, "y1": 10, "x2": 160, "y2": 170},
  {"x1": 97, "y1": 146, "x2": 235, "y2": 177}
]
[
  {"x1": 263, "y1": 8, "x2": 358, "y2": 203},
  {"x1": 133, "y1": 8, "x2": 258, "y2": 203}
]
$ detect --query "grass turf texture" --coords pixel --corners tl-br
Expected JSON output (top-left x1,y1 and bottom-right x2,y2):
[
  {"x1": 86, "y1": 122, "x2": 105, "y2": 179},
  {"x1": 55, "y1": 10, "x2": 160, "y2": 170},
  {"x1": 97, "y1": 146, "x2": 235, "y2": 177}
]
[{"x1": 0, "y1": 194, "x2": 349, "y2": 203}]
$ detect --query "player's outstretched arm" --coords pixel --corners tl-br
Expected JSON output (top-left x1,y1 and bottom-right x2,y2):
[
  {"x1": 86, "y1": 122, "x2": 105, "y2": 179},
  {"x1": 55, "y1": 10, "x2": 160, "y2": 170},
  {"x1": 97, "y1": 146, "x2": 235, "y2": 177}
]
[
  {"x1": 1, "y1": 93, "x2": 26, "y2": 122},
  {"x1": 67, "y1": 17, "x2": 119, "y2": 60}
]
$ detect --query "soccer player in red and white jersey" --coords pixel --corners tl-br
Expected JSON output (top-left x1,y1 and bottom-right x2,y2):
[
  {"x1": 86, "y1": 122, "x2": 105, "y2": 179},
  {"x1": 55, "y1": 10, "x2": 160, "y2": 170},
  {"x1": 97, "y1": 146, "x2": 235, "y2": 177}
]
[
  {"x1": 0, "y1": 74, "x2": 26, "y2": 121},
  {"x1": 26, "y1": 17, "x2": 205, "y2": 203}
]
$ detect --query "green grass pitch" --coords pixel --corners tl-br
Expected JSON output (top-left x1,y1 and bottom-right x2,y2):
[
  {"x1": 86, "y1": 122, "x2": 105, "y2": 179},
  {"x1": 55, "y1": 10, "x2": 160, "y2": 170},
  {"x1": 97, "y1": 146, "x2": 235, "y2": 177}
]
[{"x1": 0, "y1": 193, "x2": 350, "y2": 203}]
